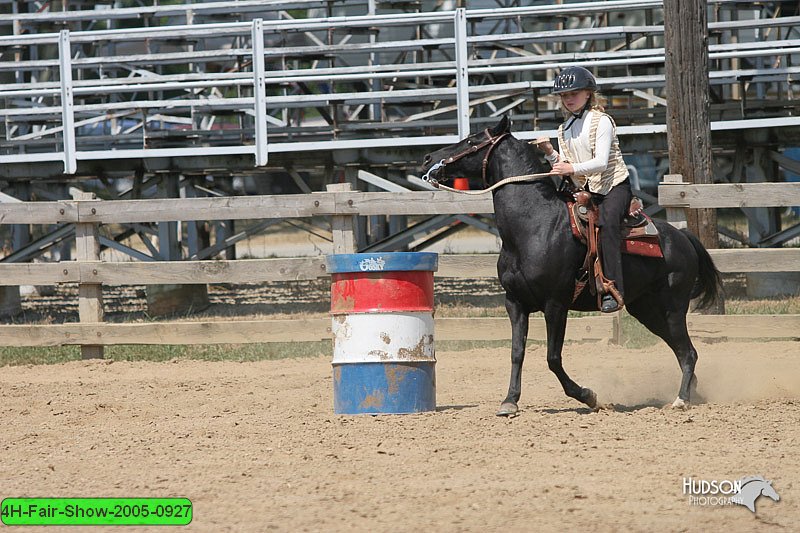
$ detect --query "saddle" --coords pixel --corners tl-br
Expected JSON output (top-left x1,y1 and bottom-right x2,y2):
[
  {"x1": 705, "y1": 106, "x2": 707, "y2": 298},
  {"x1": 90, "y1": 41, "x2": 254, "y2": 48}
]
[
  {"x1": 567, "y1": 192, "x2": 663, "y2": 258},
  {"x1": 566, "y1": 190, "x2": 663, "y2": 308}
]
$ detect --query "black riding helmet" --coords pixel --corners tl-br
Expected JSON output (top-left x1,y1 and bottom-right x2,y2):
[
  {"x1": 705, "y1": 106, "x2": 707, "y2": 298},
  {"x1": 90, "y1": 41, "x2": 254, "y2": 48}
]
[{"x1": 552, "y1": 66, "x2": 597, "y2": 94}]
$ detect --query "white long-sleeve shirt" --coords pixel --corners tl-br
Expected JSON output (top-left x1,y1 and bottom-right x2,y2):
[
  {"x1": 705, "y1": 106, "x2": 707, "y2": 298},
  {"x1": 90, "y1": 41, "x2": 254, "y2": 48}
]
[{"x1": 544, "y1": 109, "x2": 629, "y2": 195}]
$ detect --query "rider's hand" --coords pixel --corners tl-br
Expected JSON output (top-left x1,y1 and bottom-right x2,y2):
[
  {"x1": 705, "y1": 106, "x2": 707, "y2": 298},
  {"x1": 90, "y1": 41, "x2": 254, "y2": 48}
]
[
  {"x1": 550, "y1": 161, "x2": 574, "y2": 175},
  {"x1": 533, "y1": 136, "x2": 554, "y2": 155}
]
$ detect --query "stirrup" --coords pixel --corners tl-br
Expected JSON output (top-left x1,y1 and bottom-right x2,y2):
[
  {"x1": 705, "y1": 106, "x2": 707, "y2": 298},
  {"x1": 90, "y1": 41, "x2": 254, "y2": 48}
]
[{"x1": 601, "y1": 294, "x2": 619, "y2": 313}]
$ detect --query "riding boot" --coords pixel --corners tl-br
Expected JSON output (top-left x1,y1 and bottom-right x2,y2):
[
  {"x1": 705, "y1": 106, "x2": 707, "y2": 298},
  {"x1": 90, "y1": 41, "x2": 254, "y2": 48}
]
[{"x1": 601, "y1": 293, "x2": 619, "y2": 313}]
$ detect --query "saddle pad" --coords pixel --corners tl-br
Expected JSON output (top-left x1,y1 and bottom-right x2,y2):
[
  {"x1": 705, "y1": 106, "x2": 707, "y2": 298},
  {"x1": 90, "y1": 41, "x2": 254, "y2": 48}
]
[{"x1": 621, "y1": 235, "x2": 663, "y2": 258}]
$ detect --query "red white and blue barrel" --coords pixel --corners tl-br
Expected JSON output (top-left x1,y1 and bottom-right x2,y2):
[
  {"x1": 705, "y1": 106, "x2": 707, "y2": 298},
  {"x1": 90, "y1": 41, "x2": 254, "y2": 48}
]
[{"x1": 327, "y1": 252, "x2": 438, "y2": 414}]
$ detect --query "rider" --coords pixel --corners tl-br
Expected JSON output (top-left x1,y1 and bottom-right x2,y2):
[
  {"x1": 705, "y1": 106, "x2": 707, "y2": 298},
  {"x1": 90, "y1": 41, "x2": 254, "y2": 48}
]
[{"x1": 535, "y1": 66, "x2": 632, "y2": 313}]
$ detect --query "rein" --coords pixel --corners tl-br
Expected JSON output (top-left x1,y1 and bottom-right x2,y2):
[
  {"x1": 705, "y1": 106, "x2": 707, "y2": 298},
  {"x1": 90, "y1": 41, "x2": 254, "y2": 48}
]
[
  {"x1": 437, "y1": 128, "x2": 510, "y2": 186},
  {"x1": 431, "y1": 171, "x2": 554, "y2": 195},
  {"x1": 421, "y1": 128, "x2": 554, "y2": 194}
]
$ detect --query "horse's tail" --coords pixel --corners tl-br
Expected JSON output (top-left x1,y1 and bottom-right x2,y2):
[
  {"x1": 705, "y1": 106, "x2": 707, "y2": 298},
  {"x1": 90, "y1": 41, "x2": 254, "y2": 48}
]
[{"x1": 681, "y1": 229, "x2": 722, "y2": 309}]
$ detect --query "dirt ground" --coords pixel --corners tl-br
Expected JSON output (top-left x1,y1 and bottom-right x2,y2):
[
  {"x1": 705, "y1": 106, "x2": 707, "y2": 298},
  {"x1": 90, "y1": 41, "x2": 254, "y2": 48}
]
[{"x1": 2, "y1": 339, "x2": 798, "y2": 532}]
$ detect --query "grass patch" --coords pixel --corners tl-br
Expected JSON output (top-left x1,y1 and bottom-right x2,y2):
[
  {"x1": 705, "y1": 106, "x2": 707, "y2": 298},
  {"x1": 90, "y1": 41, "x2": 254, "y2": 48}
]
[
  {"x1": 438, "y1": 339, "x2": 516, "y2": 352},
  {"x1": 107, "y1": 342, "x2": 332, "y2": 362},
  {"x1": 0, "y1": 342, "x2": 332, "y2": 368},
  {"x1": 435, "y1": 304, "x2": 506, "y2": 318},
  {"x1": 0, "y1": 346, "x2": 83, "y2": 367},
  {"x1": 724, "y1": 296, "x2": 800, "y2": 314},
  {"x1": 619, "y1": 314, "x2": 662, "y2": 349}
]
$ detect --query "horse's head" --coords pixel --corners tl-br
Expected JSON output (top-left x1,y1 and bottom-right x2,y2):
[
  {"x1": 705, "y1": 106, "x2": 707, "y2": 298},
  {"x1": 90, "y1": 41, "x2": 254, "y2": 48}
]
[
  {"x1": 761, "y1": 480, "x2": 780, "y2": 502},
  {"x1": 421, "y1": 115, "x2": 512, "y2": 186},
  {"x1": 736, "y1": 476, "x2": 781, "y2": 512}
]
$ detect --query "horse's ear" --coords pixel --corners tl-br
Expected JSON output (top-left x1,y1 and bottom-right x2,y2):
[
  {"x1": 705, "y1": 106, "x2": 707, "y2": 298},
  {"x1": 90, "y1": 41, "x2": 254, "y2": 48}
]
[{"x1": 490, "y1": 115, "x2": 510, "y2": 136}]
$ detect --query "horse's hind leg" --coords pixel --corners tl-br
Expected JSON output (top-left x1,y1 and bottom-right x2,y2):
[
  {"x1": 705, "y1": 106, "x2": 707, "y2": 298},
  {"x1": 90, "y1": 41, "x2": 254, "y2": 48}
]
[
  {"x1": 544, "y1": 302, "x2": 604, "y2": 409},
  {"x1": 626, "y1": 293, "x2": 698, "y2": 408},
  {"x1": 497, "y1": 296, "x2": 529, "y2": 416}
]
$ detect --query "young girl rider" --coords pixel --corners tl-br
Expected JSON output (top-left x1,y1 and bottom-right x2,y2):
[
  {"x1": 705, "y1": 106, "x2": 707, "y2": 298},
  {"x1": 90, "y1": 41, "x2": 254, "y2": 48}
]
[{"x1": 535, "y1": 66, "x2": 632, "y2": 313}]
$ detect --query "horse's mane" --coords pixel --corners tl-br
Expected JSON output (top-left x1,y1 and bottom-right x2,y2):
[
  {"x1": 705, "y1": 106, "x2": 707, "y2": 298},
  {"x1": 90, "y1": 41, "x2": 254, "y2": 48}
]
[
  {"x1": 504, "y1": 135, "x2": 555, "y2": 190},
  {"x1": 516, "y1": 135, "x2": 548, "y2": 166},
  {"x1": 739, "y1": 475, "x2": 768, "y2": 487}
]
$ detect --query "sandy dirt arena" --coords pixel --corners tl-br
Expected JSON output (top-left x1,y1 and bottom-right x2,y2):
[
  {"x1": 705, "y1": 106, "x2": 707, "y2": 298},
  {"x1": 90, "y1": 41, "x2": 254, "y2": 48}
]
[{"x1": 2, "y1": 339, "x2": 799, "y2": 532}]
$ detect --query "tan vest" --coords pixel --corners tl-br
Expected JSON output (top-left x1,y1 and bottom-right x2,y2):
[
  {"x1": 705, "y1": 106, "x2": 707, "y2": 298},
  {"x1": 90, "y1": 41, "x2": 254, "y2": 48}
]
[{"x1": 557, "y1": 110, "x2": 628, "y2": 195}]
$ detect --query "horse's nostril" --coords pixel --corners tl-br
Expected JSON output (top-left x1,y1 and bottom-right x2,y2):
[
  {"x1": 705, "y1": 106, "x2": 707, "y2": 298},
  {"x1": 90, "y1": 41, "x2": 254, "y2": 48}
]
[{"x1": 423, "y1": 154, "x2": 431, "y2": 165}]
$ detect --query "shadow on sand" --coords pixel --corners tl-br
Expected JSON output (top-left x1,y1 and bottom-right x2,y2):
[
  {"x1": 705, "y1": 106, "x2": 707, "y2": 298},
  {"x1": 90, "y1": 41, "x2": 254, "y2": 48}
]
[
  {"x1": 531, "y1": 397, "x2": 694, "y2": 415},
  {"x1": 436, "y1": 404, "x2": 479, "y2": 412}
]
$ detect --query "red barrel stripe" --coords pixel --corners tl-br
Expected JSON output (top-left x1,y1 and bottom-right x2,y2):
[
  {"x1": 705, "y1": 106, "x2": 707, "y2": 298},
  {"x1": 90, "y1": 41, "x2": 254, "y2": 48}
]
[{"x1": 331, "y1": 271, "x2": 434, "y2": 313}]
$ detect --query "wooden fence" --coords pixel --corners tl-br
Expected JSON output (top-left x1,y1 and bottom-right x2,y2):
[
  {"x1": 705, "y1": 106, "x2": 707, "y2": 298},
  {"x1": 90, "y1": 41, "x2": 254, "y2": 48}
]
[
  {"x1": 657, "y1": 175, "x2": 800, "y2": 341},
  {"x1": 0, "y1": 179, "x2": 798, "y2": 356}
]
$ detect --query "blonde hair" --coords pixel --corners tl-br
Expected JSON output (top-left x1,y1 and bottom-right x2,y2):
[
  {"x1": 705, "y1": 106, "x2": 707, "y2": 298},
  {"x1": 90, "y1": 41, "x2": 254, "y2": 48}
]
[{"x1": 559, "y1": 91, "x2": 607, "y2": 119}]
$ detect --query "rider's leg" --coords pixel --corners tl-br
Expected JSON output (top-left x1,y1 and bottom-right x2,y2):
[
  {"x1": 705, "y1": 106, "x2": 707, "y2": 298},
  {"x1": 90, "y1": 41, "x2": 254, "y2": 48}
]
[{"x1": 598, "y1": 179, "x2": 632, "y2": 311}]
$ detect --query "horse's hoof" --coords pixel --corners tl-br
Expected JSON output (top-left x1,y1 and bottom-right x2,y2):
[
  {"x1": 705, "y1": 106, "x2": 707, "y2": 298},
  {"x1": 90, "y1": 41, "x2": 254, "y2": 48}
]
[
  {"x1": 496, "y1": 402, "x2": 519, "y2": 417},
  {"x1": 593, "y1": 401, "x2": 615, "y2": 412},
  {"x1": 689, "y1": 375, "x2": 706, "y2": 404},
  {"x1": 665, "y1": 397, "x2": 690, "y2": 410},
  {"x1": 583, "y1": 389, "x2": 598, "y2": 409}
]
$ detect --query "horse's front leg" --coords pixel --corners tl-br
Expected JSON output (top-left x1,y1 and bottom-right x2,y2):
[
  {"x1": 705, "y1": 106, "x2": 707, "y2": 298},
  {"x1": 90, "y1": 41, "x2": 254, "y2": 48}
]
[
  {"x1": 497, "y1": 296, "x2": 529, "y2": 416},
  {"x1": 544, "y1": 302, "x2": 605, "y2": 409}
]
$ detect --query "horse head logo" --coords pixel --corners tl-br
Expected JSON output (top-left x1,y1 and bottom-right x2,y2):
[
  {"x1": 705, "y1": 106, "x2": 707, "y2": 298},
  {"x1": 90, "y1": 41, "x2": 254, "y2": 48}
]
[{"x1": 732, "y1": 476, "x2": 780, "y2": 513}]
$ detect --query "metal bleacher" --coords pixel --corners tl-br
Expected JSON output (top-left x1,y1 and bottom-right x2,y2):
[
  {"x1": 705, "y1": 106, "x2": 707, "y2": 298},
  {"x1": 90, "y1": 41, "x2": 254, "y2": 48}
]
[
  {"x1": 2, "y1": 0, "x2": 799, "y2": 180},
  {"x1": 1, "y1": 0, "x2": 799, "y2": 259}
]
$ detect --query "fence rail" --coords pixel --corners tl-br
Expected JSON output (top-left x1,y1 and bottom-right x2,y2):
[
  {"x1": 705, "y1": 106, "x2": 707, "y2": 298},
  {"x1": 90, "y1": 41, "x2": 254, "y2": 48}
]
[
  {"x1": 1, "y1": 247, "x2": 799, "y2": 289},
  {"x1": 0, "y1": 179, "x2": 798, "y2": 356},
  {"x1": 4, "y1": 184, "x2": 799, "y2": 225},
  {"x1": 0, "y1": 316, "x2": 622, "y2": 347}
]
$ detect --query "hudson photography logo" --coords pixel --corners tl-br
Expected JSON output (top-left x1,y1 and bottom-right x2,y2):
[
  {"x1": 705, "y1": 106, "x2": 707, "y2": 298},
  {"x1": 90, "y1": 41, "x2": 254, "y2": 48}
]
[{"x1": 683, "y1": 475, "x2": 780, "y2": 512}]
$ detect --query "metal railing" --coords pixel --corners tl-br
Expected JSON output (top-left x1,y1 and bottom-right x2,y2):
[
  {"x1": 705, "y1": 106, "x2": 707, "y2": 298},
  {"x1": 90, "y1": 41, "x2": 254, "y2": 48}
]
[{"x1": 1, "y1": 1, "x2": 799, "y2": 173}]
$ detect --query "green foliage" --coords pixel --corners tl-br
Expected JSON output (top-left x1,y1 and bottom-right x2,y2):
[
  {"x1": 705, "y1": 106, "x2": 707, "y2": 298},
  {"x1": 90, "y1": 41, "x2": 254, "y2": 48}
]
[
  {"x1": 619, "y1": 314, "x2": 661, "y2": 349},
  {"x1": 724, "y1": 296, "x2": 800, "y2": 315},
  {"x1": 285, "y1": 9, "x2": 308, "y2": 19},
  {"x1": 0, "y1": 346, "x2": 82, "y2": 366},
  {"x1": 0, "y1": 342, "x2": 331, "y2": 367}
]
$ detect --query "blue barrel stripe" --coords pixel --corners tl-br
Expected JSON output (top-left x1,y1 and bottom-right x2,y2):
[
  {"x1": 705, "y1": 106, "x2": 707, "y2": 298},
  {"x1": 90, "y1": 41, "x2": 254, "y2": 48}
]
[
  {"x1": 333, "y1": 362, "x2": 436, "y2": 414},
  {"x1": 326, "y1": 252, "x2": 438, "y2": 274}
]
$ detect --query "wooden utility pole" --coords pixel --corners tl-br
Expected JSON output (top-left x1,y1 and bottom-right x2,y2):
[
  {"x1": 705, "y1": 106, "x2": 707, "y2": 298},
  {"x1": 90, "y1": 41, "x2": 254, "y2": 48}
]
[
  {"x1": 664, "y1": 0, "x2": 717, "y2": 246},
  {"x1": 664, "y1": 0, "x2": 724, "y2": 312}
]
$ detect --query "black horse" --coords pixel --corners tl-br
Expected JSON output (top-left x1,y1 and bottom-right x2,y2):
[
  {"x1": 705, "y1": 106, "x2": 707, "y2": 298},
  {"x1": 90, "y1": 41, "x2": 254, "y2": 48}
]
[{"x1": 422, "y1": 116, "x2": 721, "y2": 415}]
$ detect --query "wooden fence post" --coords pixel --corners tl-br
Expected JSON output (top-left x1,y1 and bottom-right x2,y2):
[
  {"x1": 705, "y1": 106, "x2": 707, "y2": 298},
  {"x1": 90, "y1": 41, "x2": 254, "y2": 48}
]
[
  {"x1": 662, "y1": 174, "x2": 688, "y2": 229},
  {"x1": 327, "y1": 182, "x2": 356, "y2": 254},
  {"x1": 73, "y1": 191, "x2": 104, "y2": 359},
  {"x1": 611, "y1": 311, "x2": 623, "y2": 346},
  {"x1": 0, "y1": 183, "x2": 25, "y2": 318}
]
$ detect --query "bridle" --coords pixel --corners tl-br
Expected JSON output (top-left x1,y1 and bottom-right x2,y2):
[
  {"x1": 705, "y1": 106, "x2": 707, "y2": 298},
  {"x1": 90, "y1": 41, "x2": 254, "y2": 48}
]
[
  {"x1": 422, "y1": 128, "x2": 510, "y2": 187},
  {"x1": 421, "y1": 128, "x2": 554, "y2": 194}
]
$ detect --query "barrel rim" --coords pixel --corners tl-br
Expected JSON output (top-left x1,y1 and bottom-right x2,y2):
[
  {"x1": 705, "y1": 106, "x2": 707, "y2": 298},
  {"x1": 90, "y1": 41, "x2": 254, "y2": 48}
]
[{"x1": 326, "y1": 252, "x2": 438, "y2": 274}]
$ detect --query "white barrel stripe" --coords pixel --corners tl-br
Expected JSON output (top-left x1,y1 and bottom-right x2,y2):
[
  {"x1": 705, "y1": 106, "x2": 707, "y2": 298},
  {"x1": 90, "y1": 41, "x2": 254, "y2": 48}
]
[{"x1": 332, "y1": 312, "x2": 435, "y2": 364}]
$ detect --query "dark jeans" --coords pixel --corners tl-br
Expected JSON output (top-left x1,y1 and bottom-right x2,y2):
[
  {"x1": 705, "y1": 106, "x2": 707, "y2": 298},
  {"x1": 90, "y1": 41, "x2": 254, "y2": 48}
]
[{"x1": 596, "y1": 179, "x2": 632, "y2": 297}]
